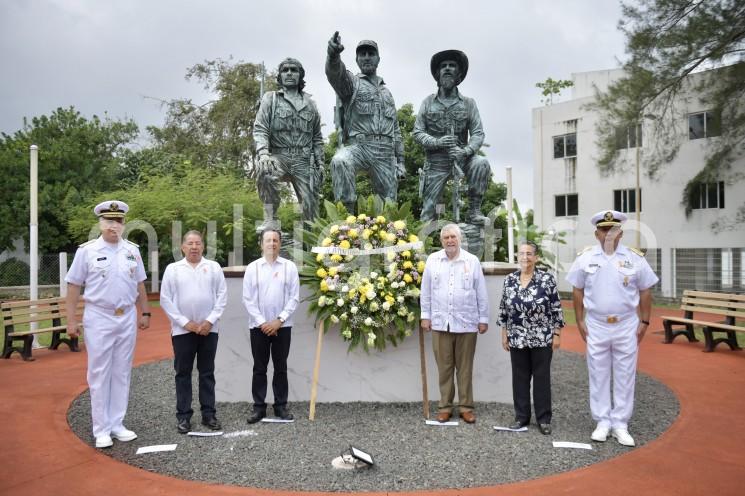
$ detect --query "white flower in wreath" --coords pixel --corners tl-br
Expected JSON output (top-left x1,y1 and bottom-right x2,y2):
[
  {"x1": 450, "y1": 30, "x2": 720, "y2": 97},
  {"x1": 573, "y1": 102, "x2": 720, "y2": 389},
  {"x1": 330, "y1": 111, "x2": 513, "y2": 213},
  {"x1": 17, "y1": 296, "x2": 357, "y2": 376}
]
[
  {"x1": 370, "y1": 302, "x2": 379, "y2": 312},
  {"x1": 342, "y1": 329, "x2": 352, "y2": 339},
  {"x1": 390, "y1": 281, "x2": 399, "y2": 289},
  {"x1": 318, "y1": 296, "x2": 327, "y2": 307},
  {"x1": 330, "y1": 314, "x2": 340, "y2": 323},
  {"x1": 340, "y1": 312, "x2": 348, "y2": 321},
  {"x1": 341, "y1": 284, "x2": 349, "y2": 292},
  {"x1": 350, "y1": 306, "x2": 359, "y2": 314},
  {"x1": 364, "y1": 317, "x2": 373, "y2": 326},
  {"x1": 407, "y1": 313, "x2": 415, "y2": 323},
  {"x1": 370, "y1": 271, "x2": 378, "y2": 279},
  {"x1": 336, "y1": 298, "x2": 344, "y2": 307},
  {"x1": 382, "y1": 301, "x2": 391, "y2": 311},
  {"x1": 397, "y1": 307, "x2": 408, "y2": 316},
  {"x1": 396, "y1": 295, "x2": 405, "y2": 303},
  {"x1": 366, "y1": 289, "x2": 376, "y2": 299}
]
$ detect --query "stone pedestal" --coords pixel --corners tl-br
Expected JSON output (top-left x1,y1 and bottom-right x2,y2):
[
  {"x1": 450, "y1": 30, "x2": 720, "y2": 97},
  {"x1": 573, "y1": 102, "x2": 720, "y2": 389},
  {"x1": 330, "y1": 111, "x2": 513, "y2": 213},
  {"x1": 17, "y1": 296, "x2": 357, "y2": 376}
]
[{"x1": 215, "y1": 262, "x2": 517, "y2": 404}]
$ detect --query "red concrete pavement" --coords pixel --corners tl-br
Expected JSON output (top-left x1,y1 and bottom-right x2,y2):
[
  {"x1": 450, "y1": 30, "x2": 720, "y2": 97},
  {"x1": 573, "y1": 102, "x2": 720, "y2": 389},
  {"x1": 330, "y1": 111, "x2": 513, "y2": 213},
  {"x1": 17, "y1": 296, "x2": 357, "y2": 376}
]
[{"x1": 1, "y1": 306, "x2": 744, "y2": 496}]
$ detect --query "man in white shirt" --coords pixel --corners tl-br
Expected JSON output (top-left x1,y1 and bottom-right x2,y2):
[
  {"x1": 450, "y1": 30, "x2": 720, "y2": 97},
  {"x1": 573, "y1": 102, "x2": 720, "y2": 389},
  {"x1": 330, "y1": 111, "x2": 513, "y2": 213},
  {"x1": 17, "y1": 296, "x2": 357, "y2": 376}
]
[
  {"x1": 65, "y1": 200, "x2": 150, "y2": 449},
  {"x1": 160, "y1": 231, "x2": 227, "y2": 434},
  {"x1": 566, "y1": 210, "x2": 659, "y2": 447},
  {"x1": 242, "y1": 229, "x2": 300, "y2": 423},
  {"x1": 420, "y1": 224, "x2": 489, "y2": 423}
]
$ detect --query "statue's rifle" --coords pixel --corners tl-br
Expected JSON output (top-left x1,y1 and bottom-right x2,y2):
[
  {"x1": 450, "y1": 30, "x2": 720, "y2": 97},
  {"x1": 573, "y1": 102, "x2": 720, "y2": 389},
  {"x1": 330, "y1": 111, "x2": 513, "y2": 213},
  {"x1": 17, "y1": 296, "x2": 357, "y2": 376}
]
[{"x1": 450, "y1": 123, "x2": 464, "y2": 223}]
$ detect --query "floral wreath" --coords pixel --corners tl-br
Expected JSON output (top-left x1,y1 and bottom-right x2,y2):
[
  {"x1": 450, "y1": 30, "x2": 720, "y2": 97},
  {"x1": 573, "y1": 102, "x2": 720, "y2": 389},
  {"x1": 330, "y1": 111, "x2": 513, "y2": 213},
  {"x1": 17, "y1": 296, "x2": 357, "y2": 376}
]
[{"x1": 300, "y1": 198, "x2": 427, "y2": 351}]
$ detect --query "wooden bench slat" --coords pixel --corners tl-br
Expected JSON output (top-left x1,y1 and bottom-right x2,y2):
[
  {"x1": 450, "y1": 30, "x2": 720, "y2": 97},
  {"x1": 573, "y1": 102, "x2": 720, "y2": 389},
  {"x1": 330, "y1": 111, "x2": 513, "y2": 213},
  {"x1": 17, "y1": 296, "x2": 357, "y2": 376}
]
[
  {"x1": 4, "y1": 311, "x2": 84, "y2": 327},
  {"x1": 680, "y1": 305, "x2": 745, "y2": 319},
  {"x1": 1, "y1": 302, "x2": 84, "y2": 318},
  {"x1": 681, "y1": 297, "x2": 745, "y2": 310},
  {"x1": 1, "y1": 297, "x2": 66, "y2": 309},
  {"x1": 661, "y1": 315, "x2": 744, "y2": 330},
  {"x1": 682, "y1": 290, "x2": 745, "y2": 302},
  {"x1": 8, "y1": 325, "x2": 68, "y2": 336}
]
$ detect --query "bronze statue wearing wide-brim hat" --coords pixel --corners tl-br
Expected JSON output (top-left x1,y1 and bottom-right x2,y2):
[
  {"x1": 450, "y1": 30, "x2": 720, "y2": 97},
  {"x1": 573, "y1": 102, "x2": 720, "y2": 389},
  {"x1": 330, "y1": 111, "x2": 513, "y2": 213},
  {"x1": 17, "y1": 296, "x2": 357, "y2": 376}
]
[{"x1": 430, "y1": 49, "x2": 469, "y2": 82}]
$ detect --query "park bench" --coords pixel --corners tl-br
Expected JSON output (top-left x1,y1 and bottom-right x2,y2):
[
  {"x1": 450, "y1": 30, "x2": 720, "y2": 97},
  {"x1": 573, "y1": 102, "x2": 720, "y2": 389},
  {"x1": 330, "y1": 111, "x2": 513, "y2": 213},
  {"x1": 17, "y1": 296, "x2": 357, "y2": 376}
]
[
  {"x1": 2, "y1": 296, "x2": 83, "y2": 361},
  {"x1": 661, "y1": 290, "x2": 745, "y2": 352}
]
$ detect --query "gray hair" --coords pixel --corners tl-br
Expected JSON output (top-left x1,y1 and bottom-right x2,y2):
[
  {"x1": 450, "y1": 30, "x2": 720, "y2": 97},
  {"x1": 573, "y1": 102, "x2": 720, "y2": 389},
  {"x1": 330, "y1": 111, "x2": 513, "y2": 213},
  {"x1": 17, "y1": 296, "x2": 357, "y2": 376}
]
[
  {"x1": 440, "y1": 223, "x2": 462, "y2": 241},
  {"x1": 518, "y1": 240, "x2": 538, "y2": 255},
  {"x1": 182, "y1": 230, "x2": 203, "y2": 243}
]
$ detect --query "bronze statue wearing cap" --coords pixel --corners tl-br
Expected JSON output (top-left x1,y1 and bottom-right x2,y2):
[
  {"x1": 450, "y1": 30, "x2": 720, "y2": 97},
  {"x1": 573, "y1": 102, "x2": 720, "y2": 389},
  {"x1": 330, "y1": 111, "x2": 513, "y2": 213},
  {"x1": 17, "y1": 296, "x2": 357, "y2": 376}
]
[
  {"x1": 413, "y1": 49, "x2": 492, "y2": 226},
  {"x1": 253, "y1": 57, "x2": 324, "y2": 229},
  {"x1": 325, "y1": 31, "x2": 405, "y2": 213}
]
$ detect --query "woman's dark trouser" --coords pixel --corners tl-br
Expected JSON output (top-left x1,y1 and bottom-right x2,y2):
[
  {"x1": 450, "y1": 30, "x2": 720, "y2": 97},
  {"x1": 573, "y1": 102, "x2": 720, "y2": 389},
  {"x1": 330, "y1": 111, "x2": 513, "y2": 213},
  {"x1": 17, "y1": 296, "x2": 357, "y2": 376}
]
[
  {"x1": 172, "y1": 332, "x2": 219, "y2": 421},
  {"x1": 510, "y1": 346, "x2": 553, "y2": 424},
  {"x1": 250, "y1": 326, "x2": 291, "y2": 413}
]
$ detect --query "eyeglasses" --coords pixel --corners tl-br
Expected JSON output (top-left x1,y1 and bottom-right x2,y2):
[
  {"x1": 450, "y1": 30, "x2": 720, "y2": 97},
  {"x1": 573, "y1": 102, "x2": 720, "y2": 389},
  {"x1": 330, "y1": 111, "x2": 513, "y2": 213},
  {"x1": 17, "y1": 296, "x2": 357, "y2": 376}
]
[{"x1": 517, "y1": 252, "x2": 536, "y2": 258}]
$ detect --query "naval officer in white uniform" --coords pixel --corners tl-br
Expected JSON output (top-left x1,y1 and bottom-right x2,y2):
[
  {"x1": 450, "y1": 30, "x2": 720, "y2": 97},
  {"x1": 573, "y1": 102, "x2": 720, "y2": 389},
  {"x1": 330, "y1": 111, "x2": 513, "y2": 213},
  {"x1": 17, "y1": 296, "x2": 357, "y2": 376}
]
[
  {"x1": 65, "y1": 200, "x2": 150, "y2": 449},
  {"x1": 566, "y1": 210, "x2": 658, "y2": 447}
]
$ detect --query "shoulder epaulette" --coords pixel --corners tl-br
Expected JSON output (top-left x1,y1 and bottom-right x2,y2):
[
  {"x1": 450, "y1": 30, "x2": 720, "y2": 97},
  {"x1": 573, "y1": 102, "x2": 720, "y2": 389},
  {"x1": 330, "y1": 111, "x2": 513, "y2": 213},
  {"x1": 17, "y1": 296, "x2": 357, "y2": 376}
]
[
  {"x1": 124, "y1": 239, "x2": 140, "y2": 248},
  {"x1": 79, "y1": 239, "x2": 96, "y2": 248},
  {"x1": 576, "y1": 246, "x2": 593, "y2": 256},
  {"x1": 629, "y1": 246, "x2": 645, "y2": 257}
]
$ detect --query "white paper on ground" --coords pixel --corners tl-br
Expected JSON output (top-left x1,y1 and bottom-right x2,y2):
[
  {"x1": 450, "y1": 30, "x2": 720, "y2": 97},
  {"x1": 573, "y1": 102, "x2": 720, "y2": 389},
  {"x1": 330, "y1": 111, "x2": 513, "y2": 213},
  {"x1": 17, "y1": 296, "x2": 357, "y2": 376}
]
[
  {"x1": 223, "y1": 429, "x2": 258, "y2": 438},
  {"x1": 553, "y1": 441, "x2": 593, "y2": 450},
  {"x1": 425, "y1": 419, "x2": 459, "y2": 426},
  {"x1": 187, "y1": 431, "x2": 224, "y2": 437},
  {"x1": 136, "y1": 444, "x2": 177, "y2": 454},
  {"x1": 493, "y1": 425, "x2": 528, "y2": 432},
  {"x1": 260, "y1": 417, "x2": 295, "y2": 423}
]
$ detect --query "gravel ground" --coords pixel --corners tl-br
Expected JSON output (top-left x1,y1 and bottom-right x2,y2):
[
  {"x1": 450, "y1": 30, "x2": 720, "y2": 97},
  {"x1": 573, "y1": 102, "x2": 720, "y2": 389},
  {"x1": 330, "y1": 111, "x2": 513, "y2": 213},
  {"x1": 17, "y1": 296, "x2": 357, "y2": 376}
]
[{"x1": 67, "y1": 350, "x2": 679, "y2": 492}]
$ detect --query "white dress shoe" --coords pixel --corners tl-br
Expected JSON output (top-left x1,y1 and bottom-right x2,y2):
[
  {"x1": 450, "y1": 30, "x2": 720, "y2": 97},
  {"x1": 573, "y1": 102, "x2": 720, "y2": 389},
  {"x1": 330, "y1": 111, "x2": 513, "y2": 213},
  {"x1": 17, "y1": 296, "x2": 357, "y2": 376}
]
[
  {"x1": 591, "y1": 424, "x2": 610, "y2": 442},
  {"x1": 612, "y1": 427, "x2": 635, "y2": 447},
  {"x1": 111, "y1": 428, "x2": 137, "y2": 442},
  {"x1": 95, "y1": 435, "x2": 113, "y2": 448}
]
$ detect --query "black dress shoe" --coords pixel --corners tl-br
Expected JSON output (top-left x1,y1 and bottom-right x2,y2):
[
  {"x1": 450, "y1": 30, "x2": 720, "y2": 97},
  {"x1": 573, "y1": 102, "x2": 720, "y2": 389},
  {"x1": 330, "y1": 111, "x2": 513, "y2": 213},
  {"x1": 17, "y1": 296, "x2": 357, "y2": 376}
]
[
  {"x1": 274, "y1": 407, "x2": 294, "y2": 421},
  {"x1": 247, "y1": 410, "x2": 266, "y2": 424},
  {"x1": 201, "y1": 416, "x2": 222, "y2": 430},
  {"x1": 177, "y1": 419, "x2": 191, "y2": 434},
  {"x1": 539, "y1": 423, "x2": 552, "y2": 435},
  {"x1": 509, "y1": 420, "x2": 528, "y2": 430}
]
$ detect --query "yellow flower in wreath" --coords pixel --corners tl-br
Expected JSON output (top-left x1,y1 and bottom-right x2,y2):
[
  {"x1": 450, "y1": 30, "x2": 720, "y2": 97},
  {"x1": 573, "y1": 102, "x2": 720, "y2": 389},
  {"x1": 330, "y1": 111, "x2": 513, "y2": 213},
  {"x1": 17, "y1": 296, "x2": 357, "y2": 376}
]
[
  {"x1": 345, "y1": 215, "x2": 357, "y2": 223},
  {"x1": 362, "y1": 228, "x2": 371, "y2": 240},
  {"x1": 320, "y1": 280, "x2": 329, "y2": 292},
  {"x1": 393, "y1": 220, "x2": 406, "y2": 230},
  {"x1": 328, "y1": 266, "x2": 338, "y2": 277},
  {"x1": 403, "y1": 261, "x2": 413, "y2": 269},
  {"x1": 339, "y1": 239, "x2": 351, "y2": 250},
  {"x1": 376, "y1": 215, "x2": 386, "y2": 224},
  {"x1": 409, "y1": 234, "x2": 419, "y2": 243},
  {"x1": 417, "y1": 260, "x2": 426, "y2": 273},
  {"x1": 330, "y1": 225, "x2": 340, "y2": 234},
  {"x1": 330, "y1": 254, "x2": 343, "y2": 262},
  {"x1": 349, "y1": 228, "x2": 359, "y2": 238},
  {"x1": 403, "y1": 273, "x2": 413, "y2": 283},
  {"x1": 316, "y1": 268, "x2": 328, "y2": 278},
  {"x1": 401, "y1": 250, "x2": 411, "y2": 258},
  {"x1": 321, "y1": 237, "x2": 333, "y2": 247}
]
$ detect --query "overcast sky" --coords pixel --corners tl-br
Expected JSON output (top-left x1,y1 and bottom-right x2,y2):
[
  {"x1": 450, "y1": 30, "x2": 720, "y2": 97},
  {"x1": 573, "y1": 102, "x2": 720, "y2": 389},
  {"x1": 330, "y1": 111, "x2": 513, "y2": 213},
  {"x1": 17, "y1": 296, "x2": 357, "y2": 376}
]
[{"x1": 0, "y1": 0, "x2": 627, "y2": 208}]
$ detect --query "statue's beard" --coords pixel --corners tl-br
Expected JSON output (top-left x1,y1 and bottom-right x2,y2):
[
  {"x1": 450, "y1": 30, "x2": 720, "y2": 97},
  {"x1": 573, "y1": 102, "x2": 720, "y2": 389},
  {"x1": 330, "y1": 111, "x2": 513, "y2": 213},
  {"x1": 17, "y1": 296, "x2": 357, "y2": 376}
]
[{"x1": 440, "y1": 74, "x2": 457, "y2": 90}]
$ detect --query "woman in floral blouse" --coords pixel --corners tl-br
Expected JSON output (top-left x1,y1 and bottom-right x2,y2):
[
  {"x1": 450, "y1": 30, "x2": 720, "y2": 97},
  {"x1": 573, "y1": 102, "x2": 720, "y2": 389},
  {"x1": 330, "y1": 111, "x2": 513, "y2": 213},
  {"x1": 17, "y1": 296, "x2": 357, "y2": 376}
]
[{"x1": 498, "y1": 241, "x2": 565, "y2": 435}]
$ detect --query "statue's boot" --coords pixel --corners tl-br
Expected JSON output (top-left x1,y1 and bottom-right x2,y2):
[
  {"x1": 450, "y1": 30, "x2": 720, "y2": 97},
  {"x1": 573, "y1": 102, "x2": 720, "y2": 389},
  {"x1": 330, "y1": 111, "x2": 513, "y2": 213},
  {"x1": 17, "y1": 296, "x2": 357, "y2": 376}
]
[{"x1": 466, "y1": 195, "x2": 489, "y2": 226}]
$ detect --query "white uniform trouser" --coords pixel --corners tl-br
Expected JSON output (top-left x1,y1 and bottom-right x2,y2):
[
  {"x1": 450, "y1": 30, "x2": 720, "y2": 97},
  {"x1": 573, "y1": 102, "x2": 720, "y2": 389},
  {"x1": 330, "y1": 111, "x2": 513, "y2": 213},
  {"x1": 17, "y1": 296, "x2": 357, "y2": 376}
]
[
  {"x1": 83, "y1": 304, "x2": 138, "y2": 438},
  {"x1": 585, "y1": 313, "x2": 638, "y2": 429}
]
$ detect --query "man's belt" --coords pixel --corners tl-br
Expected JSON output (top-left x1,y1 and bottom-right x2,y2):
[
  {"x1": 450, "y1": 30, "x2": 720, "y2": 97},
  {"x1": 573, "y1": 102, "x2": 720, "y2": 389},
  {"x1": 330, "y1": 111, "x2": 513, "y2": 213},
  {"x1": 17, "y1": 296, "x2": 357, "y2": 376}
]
[
  {"x1": 588, "y1": 313, "x2": 634, "y2": 324},
  {"x1": 89, "y1": 303, "x2": 132, "y2": 316},
  {"x1": 272, "y1": 146, "x2": 310, "y2": 155},
  {"x1": 348, "y1": 134, "x2": 393, "y2": 144}
]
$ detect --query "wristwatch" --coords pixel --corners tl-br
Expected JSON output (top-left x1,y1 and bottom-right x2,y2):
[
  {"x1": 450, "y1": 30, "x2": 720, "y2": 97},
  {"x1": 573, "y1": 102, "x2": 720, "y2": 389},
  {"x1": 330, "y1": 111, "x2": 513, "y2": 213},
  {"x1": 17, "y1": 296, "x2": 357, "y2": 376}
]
[
  {"x1": 142, "y1": 312, "x2": 152, "y2": 317},
  {"x1": 278, "y1": 316, "x2": 285, "y2": 324},
  {"x1": 640, "y1": 320, "x2": 650, "y2": 325}
]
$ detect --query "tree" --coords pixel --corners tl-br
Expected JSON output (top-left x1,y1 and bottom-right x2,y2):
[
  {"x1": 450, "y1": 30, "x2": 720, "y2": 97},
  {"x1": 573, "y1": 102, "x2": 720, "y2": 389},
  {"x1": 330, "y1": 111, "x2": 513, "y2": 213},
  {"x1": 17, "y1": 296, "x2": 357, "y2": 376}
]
[
  {"x1": 535, "y1": 77, "x2": 574, "y2": 105},
  {"x1": 591, "y1": 0, "x2": 745, "y2": 220},
  {"x1": 0, "y1": 107, "x2": 139, "y2": 253},
  {"x1": 147, "y1": 58, "x2": 275, "y2": 178}
]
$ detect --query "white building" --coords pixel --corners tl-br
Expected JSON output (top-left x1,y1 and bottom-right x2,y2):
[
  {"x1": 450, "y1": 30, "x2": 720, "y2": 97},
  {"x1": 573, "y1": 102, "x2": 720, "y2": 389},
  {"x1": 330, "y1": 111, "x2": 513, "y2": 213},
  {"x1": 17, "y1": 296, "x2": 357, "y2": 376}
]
[{"x1": 532, "y1": 68, "x2": 745, "y2": 297}]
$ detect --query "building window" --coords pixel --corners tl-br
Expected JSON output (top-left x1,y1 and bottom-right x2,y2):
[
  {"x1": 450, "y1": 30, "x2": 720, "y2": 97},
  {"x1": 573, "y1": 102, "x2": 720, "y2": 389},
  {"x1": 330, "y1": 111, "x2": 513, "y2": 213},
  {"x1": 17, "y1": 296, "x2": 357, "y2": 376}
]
[
  {"x1": 689, "y1": 111, "x2": 721, "y2": 139},
  {"x1": 616, "y1": 124, "x2": 642, "y2": 149},
  {"x1": 555, "y1": 194, "x2": 578, "y2": 217},
  {"x1": 553, "y1": 133, "x2": 577, "y2": 159},
  {"x1": 692, "y1": 181, "x2": 725, "y2": 209},
  {"x1": 613, "y1": 188, "x2": 642, "y2": 213}
]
